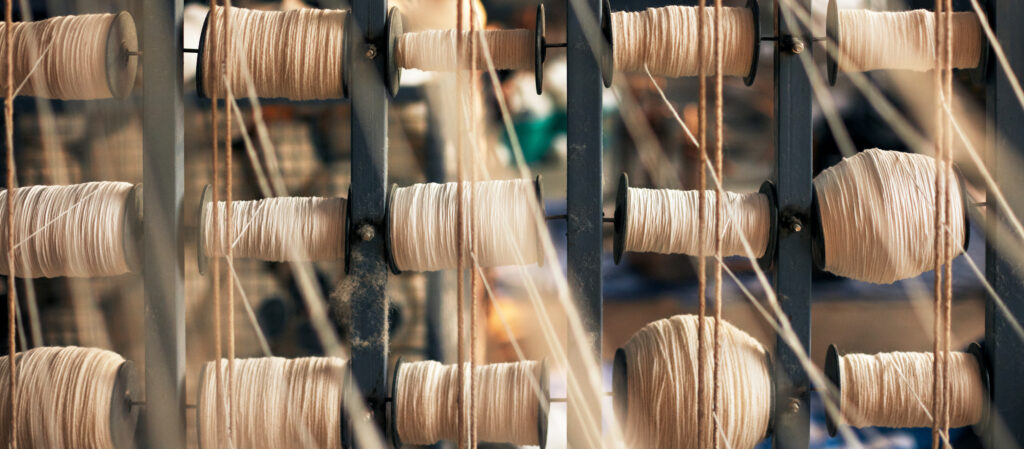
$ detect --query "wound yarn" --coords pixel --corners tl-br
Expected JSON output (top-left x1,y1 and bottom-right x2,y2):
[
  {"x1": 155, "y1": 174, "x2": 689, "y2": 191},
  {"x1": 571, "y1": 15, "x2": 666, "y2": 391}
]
[
  {"x1": 837, "y1": 10, "x2": 981, "y2": 73},
  {"x1": 197, "y1": 357, "x2": 347, "y2": 449},
  {"x1": 397, "y1": 29, "x2": 534, "y2": 72},
  {"x1": 389, "y1": 179, "x2": 542, "y2": 272},
  {"x1": 0, "y1": 14, "x2": 118, "y2": 99},
  {"x1": 202, "y1": 6, "x2": 346, "y2": 100},
  {"x1": 203, "y1": 197, "x2": 346, "y2": 262},
  {"x1": 813, "y1": 149, "x2": 964, "y2": 284},
  {"x1": 622, "y1": 315, "x2": 771, "y2": 449},
  {"x1": 624, "y1": 188, "x2": 769, "y2": 258},
  {"x1": 0, "y1": 182, "x2": 133, "y2": 278},
  {"x1": 612, "y1": 6, "x2": 755, "y2": 77},
  {"x1": 0, "y1": 346, "x2": 127, "y2": 449},
  {"x1": 394, "y1": 360, "x2": 542, "y2": 446},
  {"x1": 839, "y1": 351, "x2": 983, "y2": 428}
]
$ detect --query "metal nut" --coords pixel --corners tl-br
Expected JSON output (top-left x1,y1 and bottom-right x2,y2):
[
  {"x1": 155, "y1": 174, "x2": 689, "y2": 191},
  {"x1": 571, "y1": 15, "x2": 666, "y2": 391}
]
[
  {"x1": 357, "y1": 224, "x2": 375, "y2": 241},
  {"x1": 788, "y1": 398, "x2": 801, "y2": 414},
  {"x1": 789, "y1": 217, "x2": 803, "y2": 233},
  {"x1": 365, "y1": 45, "x2": 377, "y2": 59},
  {"x1": 790, "y1": 39, "x2": 805, "y2": 54}
]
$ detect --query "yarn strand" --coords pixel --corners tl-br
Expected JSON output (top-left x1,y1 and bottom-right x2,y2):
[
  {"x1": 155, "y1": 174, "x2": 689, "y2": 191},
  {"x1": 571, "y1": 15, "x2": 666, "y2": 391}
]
[{"x1": 4, "y1": 0, "x2": 14, "y2": 446}]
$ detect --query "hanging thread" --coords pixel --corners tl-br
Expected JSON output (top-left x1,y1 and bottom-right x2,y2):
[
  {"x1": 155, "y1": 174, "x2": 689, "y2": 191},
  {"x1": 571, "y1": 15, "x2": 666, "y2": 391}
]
[
  {"x1": 389, "y1": 179, "x2": 542, "y2": 272},
  {"x1": 0, "y1": 14, "x2": 122, "y2": 100},
  {"x1": 0, "y1": 182, "x2": 134, "y2": 278},
  {"x1": 839, "y1": 351, "x2": 983, "y2": 429},
  {"x1": 397, "y1": 29, "x2": 533, "y2": 72},
  {"x1": 621, "y1": 315, "x2": 771, "y2": 449},
  {"x1": 836, "y1": 9, "x2": 981, "y2": 73},
  {"x1": 611, "y1": 6, "x2": 755, "y2": 77},
  {"x1": 394, "y1": 360, "x2": 543, "y2": 446},
  {"x1": 197, "y1": 357, "x2": 347, "y2": 449},
  {"x1": 203, "y1": 197, "x2": 346, "y2": 262},
  {"x1": 0, "y1": 347, "x2": 127, "y2": 449},
  {"x1": 201, "y1": 6, "x2": 346, "y2": 100},
  {"x1": 624, "y1": 188, "x2": 770, "y2": 258},
  {"x1": 814, "y1": 149, "x2": 964, "y2": 284}
]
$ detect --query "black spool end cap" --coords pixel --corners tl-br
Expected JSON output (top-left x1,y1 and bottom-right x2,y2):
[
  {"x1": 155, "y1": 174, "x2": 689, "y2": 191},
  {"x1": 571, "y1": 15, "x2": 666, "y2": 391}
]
[
  {"x1": 195, "y1": 363, "x2": 209, "y2": 449},
  {"x1": 743, "y1": 0, "x2": 760, "y2": 87},
  {"x1": 538, "y1": 359, "x2": 550, "y2": 449},
  {"x1": 954, "y1": 165, "x2": 972, "y2": 253},
  {"x1": 384, "y1": 183, "x2": 402, "y2": 275},
  {"x1": 967, "y1": 342, "x2": 991, "y2": 430},
  {"x1": 341, "y1": 362, "x2": 353, "y2": 449},
  {"x1": 389, "y1": 357, "x2": 404, "y2": 449},
  {"x1": 765, "y1": 350, "x2": 775, "y2": 436},
  {"x1": 535, "y1": 4, "x2": 547, "y2": 95},
  {"x1": 344, "y1": 186, "x2": 353, "y2": 274},
  {"x1": 810, "y1": 184, "x2": 826, "y2": 270},
  {"x1": 600, "y1": 0, "x2": 614, "y2": 88},
  {"x1": 757, "y1": 181, "x2": 778, "y2": 272},
  {"x1": 534, "y1": 175, "x2": 547, "y2": 268},
  {"x1": 613, "y1": 173, "x2": 629, "y2": 265},
  {"x1": 123, "y1": 183, "x2": 144, "y2": 274},
  {"x1": 386, "y1": 7, "x2": 403, "y2": 98},
  {"x1": 826, "y1": 0, "x2": 839, "y2": 86},
  {"x1": 111, "y1": 360, "x2": 140, "y2": 449},
  {"x1": 824, "y1": 344, "x2": 841, "y2": 438},
  {"x1": 196, "y1": 14, "x2": 211, "y2": 98},
  {"x1": 197, "y1": 184, "x2": 212, "y2": 276},
  {"x1": 106, "y1": 11, "x2": 139, "y2": 99},
  {"x1": 612, "y1": 348, "x2": 628, "y2": 426}
]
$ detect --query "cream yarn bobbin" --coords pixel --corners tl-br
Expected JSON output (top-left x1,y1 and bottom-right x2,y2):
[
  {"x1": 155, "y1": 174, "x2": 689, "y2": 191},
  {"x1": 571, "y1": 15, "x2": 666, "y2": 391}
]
[
  {"x1": 390, "y1": 359, "x2": 549, "y2": 448},
  {"x1": 0, "y1": 12, "x2": 138, "y2": 99},
  {"x1": 613, "y1": 315, "x2": 773, "y2": 449},
  {"x1": 0, "y1": 346, "x2": 139, "y2": 449},
  {"x1": 196, "y1": 357, "x2": 348, "y2": 449},
  {"x1": 823, "y1": 344, "x2": 989, "y2": 436}
]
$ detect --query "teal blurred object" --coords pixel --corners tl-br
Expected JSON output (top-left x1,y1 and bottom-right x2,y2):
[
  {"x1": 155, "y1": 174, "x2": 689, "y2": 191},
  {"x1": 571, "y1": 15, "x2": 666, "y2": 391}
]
[{"x1": 505, "y1": 111, "x2": 567, "y2": 164}]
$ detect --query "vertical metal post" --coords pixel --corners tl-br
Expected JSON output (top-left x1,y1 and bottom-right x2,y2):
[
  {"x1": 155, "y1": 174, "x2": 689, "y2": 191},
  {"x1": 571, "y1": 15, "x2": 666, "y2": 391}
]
[
  {"x1": 771, "y1": 1, "x2": 812, "y2": 448},
  {"x1": 141, "y1": 0, "x2": 185, "y2": 448},
  {"x1": 424, "y1": 105, "x2": 446, "y2": 364},
  {"x1": 985, "y1": 0, "x2": 1024, "y2": 447},
  {"x1": 348, "y1": 0, "x2": 389, "y2": 443},
  {"x1": 566, "y1": 0, "x2": 603, "y2": 446}
]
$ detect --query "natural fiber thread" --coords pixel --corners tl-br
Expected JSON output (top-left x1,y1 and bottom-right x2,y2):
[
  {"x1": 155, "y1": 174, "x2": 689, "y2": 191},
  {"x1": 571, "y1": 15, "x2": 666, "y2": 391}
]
[
  {"x1": 397, "y1": 29, "x2": 533, "y2": 72},
  {"x1": 203, "y1": 197, "x2": 346, "y2": 262},
  {"x1": 694, "y1": 1, "x2": 710, "y2": 445},
  {"x1": 197, "y1": 357, "x2": 346, "y2": 449},
  {"x1": 206, "y1": 0, "x2": 225, "y2": 445},
  {"x1": 0, "y1": 14, "x2": 117, "y2": 100},
  {"x1": 611, "y1": 6, "x2": 754, "y2": 77},
  {"x1": 0, "y1": 347, "x2": 126, "y2": 449},
  {"x1": 837, "y1": 10, "x2": 981, "y2": 73},
  {"x1": 710, "y1": 2, "x2": 726, "y2": 447},
  {"x1": 622, "y1": 315, "x2": 771, "y2": 449},
  {"x1": 813, "y1": 149, "x2": 964, "y2": 284},
  {"x1": 390, "y1": 179, "x2": 542, "y2": 272},
  {"x1": 202, "y1": 6, "x2": 346, "y2": 100},
  {"x1": 839, "y1": 351, "x2": 983, "y2": 428},
  {"x1": 0, "y1": 182, "x2": 133, "y2": 278},
  {"x1": 4, "y1": 0, "x2": 15, "y2": 446},
  {"x1": 624, "y1": 188, "x2": 770, "y2": 258},
  {"x1": 220, "y1": 1, "x2": 238, "y2": 445},
  {"x1": 395, "y1": 360, "x2": 542, "y2": 446}
]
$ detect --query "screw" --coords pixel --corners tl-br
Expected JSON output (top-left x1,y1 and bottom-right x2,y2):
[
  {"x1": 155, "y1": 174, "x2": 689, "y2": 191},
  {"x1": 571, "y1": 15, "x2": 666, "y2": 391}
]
[
  {"x1": 789, "y1": 217, "x2": 803, "y2": 233},
  {"x1": 358, "y1": 224, "x2": 375, "y2": 241},
  {"x1": 790, "y1": 38, "x2": 805, "y2": 54},
  {"x1": 365, "y1": 45, "x2": 377, "y2": 59},
  {"x1": 788, "y1": 398, "x2": 801, "y2": 414}
]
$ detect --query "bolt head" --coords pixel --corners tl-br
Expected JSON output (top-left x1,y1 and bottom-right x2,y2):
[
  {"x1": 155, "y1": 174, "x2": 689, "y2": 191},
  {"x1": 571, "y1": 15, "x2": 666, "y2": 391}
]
[
  {"x1": 788, "y1": 398, "x2": 801, "y2": 413},
  {"x1": 365, "y1": 45, "x2": 377, "y2": 59},
  {"x1": 358, "y1": 225, "x2": 375, "y2": 241},
  {"x1": 791, "y1": 40, "x2": 805, "y2": 54}
]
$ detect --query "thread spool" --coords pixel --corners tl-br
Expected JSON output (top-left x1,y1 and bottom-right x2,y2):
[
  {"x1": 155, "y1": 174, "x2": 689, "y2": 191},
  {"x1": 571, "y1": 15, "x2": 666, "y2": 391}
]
[
  {"x1": 195, "y1": 185, "x2": 347, "y2": 272},
  {"x1": 196, "y1": 357, "x2": 348, "y2": 449},
  {"x1": 612, "y1": 315, "x2": 773, "y2": 449},
  {"x1": 0, "y1": 12, "x2": 137, "y2": 99},
  {"x1": 0, "y1": 346, "x2": 139, "y2": 449},
  {"x1": 823, "y1": 343, "x2": 989, "y2": 436},
  {"x1": 390, "y1": 358, "x2": 549, "y2": 448},
  {"x1": 825, "y1": 0, "x2": 985, "y2": 85},
  {"x1": 0, "y1": 182, "x2": 143, "y2": 278},
  {"x1": 384, "y1": 177, "x2": 544, "y2": 274},
  {"x1": 609, "y1": 0, "x2": 760, "y2": 85},
  {"x1": 612, "y1": 173, "x2": 779, "y2": 270},
  {"x1": 811, "y1": 149, "x2": 968, "y2": 284}
]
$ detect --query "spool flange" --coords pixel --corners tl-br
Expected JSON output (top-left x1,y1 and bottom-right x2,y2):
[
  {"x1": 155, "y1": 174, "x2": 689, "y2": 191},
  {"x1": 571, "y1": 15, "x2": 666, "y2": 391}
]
[
  {"x1": 743, "y1": 0, "x2": 761, "y2": 86},
  {"x1": 612, "y1": 173, "x2": 629, "y2": 265},
  {"x1": 758, "y1": 180, "x2": 779, "y2": 271},
  {"x1": 601, "y1": 0, "x2": 614, "y2": 88},
  {"x1": 110, "y1": 361, "x2": 140, "y2": 449},
  {"x1": 122, "y1": 183, "x2": 144, "y2": 274},
  {"x1": 826, "y1": 0, "x2": 839, "y2": 86},
  {"x1": 105, "y1": 11, "x2": 139, "y2": 98},
  {"x1": 196, "y1": 184, "x2": 212, "y2": 276}
]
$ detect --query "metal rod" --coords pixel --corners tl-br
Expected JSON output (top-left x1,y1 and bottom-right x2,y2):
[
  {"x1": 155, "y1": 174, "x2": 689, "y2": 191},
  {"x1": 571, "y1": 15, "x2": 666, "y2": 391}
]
[
  {"x1": 771, "y1": 0, "x2": 813, "y2": 446},
  {"x1": 141, "y1": 0, "x2": 186, "y2": 448}
]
